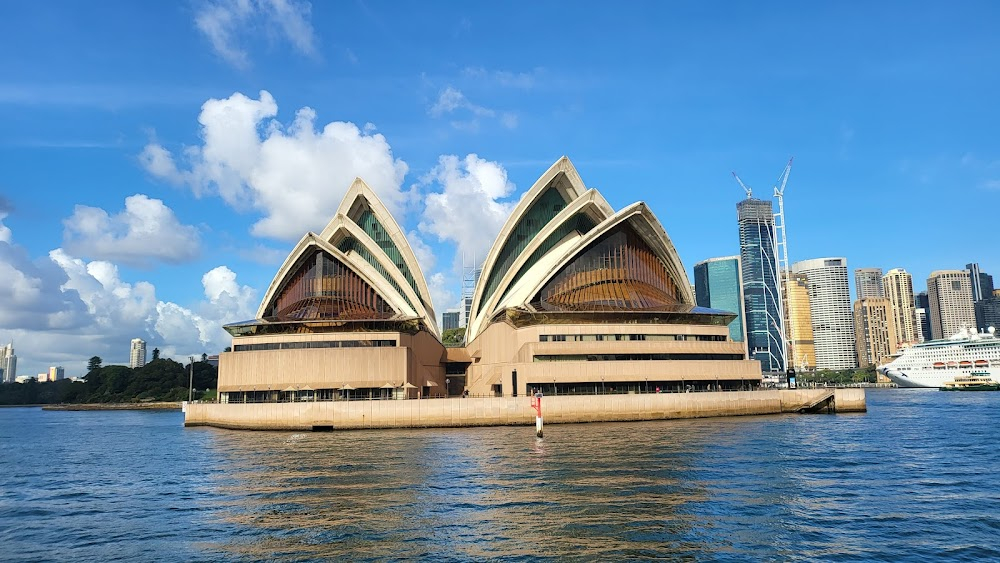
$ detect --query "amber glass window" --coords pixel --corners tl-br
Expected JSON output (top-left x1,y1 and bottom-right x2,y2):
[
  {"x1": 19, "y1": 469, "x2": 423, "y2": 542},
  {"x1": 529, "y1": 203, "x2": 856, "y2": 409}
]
[
  {"x1": 337, "y1": 237, "x2": 417, "y2": 312},
  {"x1": 350, "y1": 207, "x2": 425, "y2": 305},
  {"x1": 266, "y1": 250, "x2": 396, "y2": 321},
  {"x1": 534, "y1": 223, "x2": 681, "y2": 311}
]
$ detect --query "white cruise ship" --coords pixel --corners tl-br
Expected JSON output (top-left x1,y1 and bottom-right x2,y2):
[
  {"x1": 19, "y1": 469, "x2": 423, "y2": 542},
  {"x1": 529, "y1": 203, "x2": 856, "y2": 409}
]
[{"x1": 878, "y1": 327, "x2": 1000, "y2": 388}]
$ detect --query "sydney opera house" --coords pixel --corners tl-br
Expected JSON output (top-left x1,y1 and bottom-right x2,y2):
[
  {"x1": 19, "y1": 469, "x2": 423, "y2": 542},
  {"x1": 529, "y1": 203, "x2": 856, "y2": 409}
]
[{"x1": 217, "y1": 158, "x2": 761, "y2": 404}]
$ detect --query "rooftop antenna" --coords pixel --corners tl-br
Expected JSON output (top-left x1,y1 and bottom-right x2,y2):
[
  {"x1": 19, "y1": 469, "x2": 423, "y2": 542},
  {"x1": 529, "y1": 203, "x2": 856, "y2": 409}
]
[{"x1": 732, "y1": 172, "x2": 753, "y2": 199}]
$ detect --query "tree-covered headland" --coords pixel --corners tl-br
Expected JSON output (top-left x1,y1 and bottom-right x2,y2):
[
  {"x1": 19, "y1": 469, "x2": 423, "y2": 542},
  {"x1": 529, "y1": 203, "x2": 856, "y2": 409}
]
[{"x1": 0, "y1": 357, "x2": 218, "y2": 405}]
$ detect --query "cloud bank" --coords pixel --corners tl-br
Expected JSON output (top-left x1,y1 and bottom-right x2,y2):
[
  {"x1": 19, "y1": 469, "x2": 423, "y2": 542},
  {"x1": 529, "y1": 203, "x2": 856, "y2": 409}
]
[{"x1": 141, "y1": 90, "x2": 410, "y2": 241}]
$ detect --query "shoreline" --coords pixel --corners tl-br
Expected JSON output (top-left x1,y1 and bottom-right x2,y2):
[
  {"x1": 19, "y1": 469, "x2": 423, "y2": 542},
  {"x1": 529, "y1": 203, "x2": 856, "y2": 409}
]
[{"x1": 42, "y1": 402, "x2": 182, "y2": 411}]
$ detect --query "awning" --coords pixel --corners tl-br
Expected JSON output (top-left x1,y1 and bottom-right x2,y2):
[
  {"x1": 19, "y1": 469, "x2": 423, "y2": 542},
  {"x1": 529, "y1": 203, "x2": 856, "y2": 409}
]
[
  {"x1": 380, "y1": 383, "x2": 396, "y2": 389},
  {"x1": 402, "y1": 382, "x2": 417, "y2": 389},
  {"x1": 425, "y1": 381, "x2": 438, "y2": 387}
]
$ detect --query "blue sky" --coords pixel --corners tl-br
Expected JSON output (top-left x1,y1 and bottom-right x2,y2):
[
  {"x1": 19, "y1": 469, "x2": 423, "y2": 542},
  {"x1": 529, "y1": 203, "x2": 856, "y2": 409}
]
[{"x1": 1, "y1": 0, "x2": 998, "y2": 376}]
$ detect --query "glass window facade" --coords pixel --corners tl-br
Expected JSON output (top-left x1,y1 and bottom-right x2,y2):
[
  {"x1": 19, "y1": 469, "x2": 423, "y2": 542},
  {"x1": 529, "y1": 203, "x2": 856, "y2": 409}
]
[
  {"x1": 337, "y1": 237, "x2": 417, "y2": 312},
  {"x1": 233, "y1": 340, "x2": 396, "y2": 351},
  {"x1": 350, "y1": 207, "x2": 425, "y2": 307},
  {"x1": 534, "y1": 223, "x2": 682, "y2": 311},
  {"x1": 265, "y1": 249, "x2": 396, "y2": 321},
  {"x1": 497, "y1": 213, "x2": 597, "y2": 306},
  {"x1": 479, "y1": 186, "x2": 568, "y2": 316},
  {"x1": 737, "y1": 198, "x2": 784, "y2": 372},
  {"x1": 694, "y1": 258, "x2": 745, "y2": 343}
]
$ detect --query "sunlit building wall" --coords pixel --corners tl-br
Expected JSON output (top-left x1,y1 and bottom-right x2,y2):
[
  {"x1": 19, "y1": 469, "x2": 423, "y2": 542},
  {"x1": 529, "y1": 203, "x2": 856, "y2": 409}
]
[{"x1": 792, "y1": 258, "x2": 857, "y2": 370}]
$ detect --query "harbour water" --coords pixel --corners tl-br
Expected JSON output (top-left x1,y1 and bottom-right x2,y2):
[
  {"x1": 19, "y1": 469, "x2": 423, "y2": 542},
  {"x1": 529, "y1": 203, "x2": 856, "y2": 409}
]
[{"x1": 1, "y1": 389, "x2": 998, "y2": 561}]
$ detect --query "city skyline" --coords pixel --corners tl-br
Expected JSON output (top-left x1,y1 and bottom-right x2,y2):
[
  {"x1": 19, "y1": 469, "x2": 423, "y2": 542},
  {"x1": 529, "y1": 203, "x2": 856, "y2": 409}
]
[{"x1": 2, "y1": 2, "x2": 999, "y2": 376}]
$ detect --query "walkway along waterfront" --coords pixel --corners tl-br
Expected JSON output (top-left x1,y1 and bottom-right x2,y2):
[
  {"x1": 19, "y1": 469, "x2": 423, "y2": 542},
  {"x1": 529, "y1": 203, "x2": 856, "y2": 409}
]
[{"x1": 183, "y1": 388, "x2": 866, "y2": 431}]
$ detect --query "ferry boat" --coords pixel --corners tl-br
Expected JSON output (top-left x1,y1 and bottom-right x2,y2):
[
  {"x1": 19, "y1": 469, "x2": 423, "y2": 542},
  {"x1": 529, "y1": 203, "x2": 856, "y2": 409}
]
[
  {"x1": 940, "y1": 372, "x2": 1000, "y2": 391},
  {"x1": 877, "y1": 326, "x2": 1000, "y2": 388}
]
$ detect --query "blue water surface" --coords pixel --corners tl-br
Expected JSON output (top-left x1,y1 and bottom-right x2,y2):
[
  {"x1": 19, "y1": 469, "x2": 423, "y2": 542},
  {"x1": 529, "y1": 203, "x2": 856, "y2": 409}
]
[{"x1": 1, "y1": 389, "x2": 998, "y2": 562}]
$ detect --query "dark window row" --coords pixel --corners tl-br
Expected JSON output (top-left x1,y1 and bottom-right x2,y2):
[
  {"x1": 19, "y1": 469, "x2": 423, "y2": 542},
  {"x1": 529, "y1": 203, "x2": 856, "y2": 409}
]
[
  {"x1": 533, "y1": 353, "x2": 744, "y2": 362},
  {"x1": 539, "y1": 333, "x2": 727, "y2": 342},
  {"x1": 234, "y1": 339, "x2": 397, "y2": 352}
]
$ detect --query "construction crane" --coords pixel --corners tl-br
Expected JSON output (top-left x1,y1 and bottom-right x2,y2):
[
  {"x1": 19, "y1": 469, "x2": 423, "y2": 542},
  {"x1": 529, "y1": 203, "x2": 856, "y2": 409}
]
[
  {"x1": 732, "y1": 172, "x2": 753, "y2": 199},
  {"x1": 772, "y1": 158, "x2": 793, "y2": 375}
]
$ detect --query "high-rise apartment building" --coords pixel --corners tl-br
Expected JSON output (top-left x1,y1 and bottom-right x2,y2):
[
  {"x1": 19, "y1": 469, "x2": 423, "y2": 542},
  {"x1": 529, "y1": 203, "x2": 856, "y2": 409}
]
[
  {"x1": 914, "y1": 292, "x2": 932, "y2": 341},
  {"x1": 737, "y1": 198, "x2": 784, "y2": 372},
  {"x1": 854, "y1": 268, "x2": 884, "y2": 300},
  {"x1": 129, "y1": 338, "x2": 147, "y2": 369},
  {"x1": 694, "y1": 256, "x2": 747, "y2": 349},
  {"x1": 0, "y1": 342, "x2": 16, "y2": 384},
  {"x1": 441, "y1": 311, "x2": 460, "y2": 331},
  {"x1": 785, "y1": 273, "x2": 815, "y2": 370},
  {"x1": 791, "y1": 258, "x2": 857, "y2": 370},
  {"x1": 927, "y1": 270, "x2": 976, "y2": 339},
  {"x1": 48, "y1": 366, "x2": 65, "y2": 381},
  {"x1": 854, "y1": 298, "x2": 898, "y2": 368},
  {"x1": 966, "y1": 263, "x2": 995, "y2": 302},
  {"x1": 975, "y1": 299, "x2": 1000, "y2": 332},
  {"x1": 967, "y1": 263, "x2": 998, "y2": 332},
  {"x1": 914, "y1": 308, "x2": 929, "y2": 342},
  {"x1": 883, "y1": 269, "x2": 917, "y2": 346}
]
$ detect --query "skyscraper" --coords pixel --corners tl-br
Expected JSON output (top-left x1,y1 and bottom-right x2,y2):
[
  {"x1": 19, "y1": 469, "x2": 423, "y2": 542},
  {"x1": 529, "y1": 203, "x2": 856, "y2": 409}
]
[
  {"x1": 694, "y1": 256, "x2": 747, "y2": 348},
  {"x1": 883, "y1": 268, "x2": 917, "y2": 346},
  {"x1": 441, "y1": 311, "x2": 460, "y2": 331},
  {"x1": 0, "y1": 342, "x2": 16, "y2": 384},
  {"x1": 975, "y1": 299, "x2": 1000, "y2": 331},
  {"x1": 786, "y1": 273, "x2": 815, "y2": 370},
  {"x1": 927, "y1": 270, "x2": 976, "y2": 339},
  {"x1": 914, "y1": 307, "x2": 929, "y2": 342},
  {"x1": 130, "y1": 338, "x2": 147, "y2": 369},
  {"x1": 737, "y1": 198, "x2": 784, "y2": 372},
  {"x1": 854, "y1": 268, "x2": 884, "y2": 300},
  {"x1": 791, "y1": 258, "x2": 857, "y2": 370},
  {"x1": 48, "y1": 366, "x2": 65, "y2": 381},
  {"x1": 854, "y1": 298, "x2": 898, "y2": 368},
  {"x1": 966, "y1": 263, "x2": 995, "y2": 302}
]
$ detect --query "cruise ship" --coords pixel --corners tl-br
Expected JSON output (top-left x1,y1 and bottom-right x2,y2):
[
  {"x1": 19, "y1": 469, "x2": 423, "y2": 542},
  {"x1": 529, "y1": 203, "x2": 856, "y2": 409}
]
[{"x1": 878, "y1": 327, "x2": 1000, "y2": 388}]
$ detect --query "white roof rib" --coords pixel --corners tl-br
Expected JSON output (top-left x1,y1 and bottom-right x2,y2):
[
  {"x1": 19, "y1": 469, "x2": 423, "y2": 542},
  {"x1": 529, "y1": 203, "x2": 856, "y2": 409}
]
[
  {"x1": 517, "y1": 202, "x2": 695, "y2": 309},
  {"x1": 320, "y1": 178, "x2": 438, "y2": 335},
  {"x1": 469, "y1": 156, "x2": 589, "y2": 332},
  {"x1": 322, "y1": 216, "x2": 436, "y2": 336},
  {"x1": 465, "y1": 188, "x2": 614, "y2": 342},
  {"x1": 255, "y1": 234, "x2": 411, "y2": 320}
]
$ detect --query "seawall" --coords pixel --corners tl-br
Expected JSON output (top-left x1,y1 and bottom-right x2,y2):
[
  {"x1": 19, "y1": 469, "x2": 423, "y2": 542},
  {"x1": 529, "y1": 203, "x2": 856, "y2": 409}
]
[{"x1": 184, "y1": 388, "x2": 866, "y2": 431}]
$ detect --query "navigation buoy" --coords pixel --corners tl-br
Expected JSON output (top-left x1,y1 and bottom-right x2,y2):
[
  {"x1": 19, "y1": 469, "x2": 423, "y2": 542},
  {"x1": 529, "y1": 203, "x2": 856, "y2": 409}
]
[{"x1": 531, "y1": 390, "x2": 543, "y2": 438}]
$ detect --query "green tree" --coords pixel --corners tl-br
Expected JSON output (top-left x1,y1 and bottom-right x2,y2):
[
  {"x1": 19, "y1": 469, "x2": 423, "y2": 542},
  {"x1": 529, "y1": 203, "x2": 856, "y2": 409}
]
[
  {"x1": 87, "y1": 356, "x2": 102, "y2": 371},
  {"x1": 152, "y1": 348, "x2": 160, "y2": 360},
  {"x1": 442, "y1": 327, "x2": 465, "y2": 346}
]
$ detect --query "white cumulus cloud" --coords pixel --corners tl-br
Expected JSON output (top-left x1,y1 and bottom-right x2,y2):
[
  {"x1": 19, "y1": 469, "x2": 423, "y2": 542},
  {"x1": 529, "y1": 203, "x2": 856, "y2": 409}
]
[
  {"x1": 141, "y1": 90, "x2": 410, "y2": 241},
  {"x1": 62, "y1": 194, "x2": 200, "y2": 267},
  {"x1": 418, "y1": 154, "x2": 515, "y2": 268},
  {"x1": 0, "y1": 217, "x2": 257, "y2": 376},
  {"x1": 195, "y1": 0, "x2": 317, "y2": 69}
]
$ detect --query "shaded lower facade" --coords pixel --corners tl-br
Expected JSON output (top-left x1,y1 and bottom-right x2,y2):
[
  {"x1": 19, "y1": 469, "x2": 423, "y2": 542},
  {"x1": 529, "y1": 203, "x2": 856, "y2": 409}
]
[
  {"x1": 218, "y1": 321, "x2": 447, "y2": 403},
  {"x1": 460, "y1": 309, "x2": 762, "y2": 398}
]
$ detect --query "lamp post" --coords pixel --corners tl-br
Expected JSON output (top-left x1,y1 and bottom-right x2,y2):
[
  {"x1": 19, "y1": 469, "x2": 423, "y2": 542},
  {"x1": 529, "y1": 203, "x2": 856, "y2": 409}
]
[{"x1": 188, "y1": 356, "x2": 195, "y2": 402}]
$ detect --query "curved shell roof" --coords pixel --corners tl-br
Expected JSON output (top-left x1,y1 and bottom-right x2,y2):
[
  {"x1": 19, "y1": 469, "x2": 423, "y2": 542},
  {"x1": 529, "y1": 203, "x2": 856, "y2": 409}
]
[
  {"x1": 256, "y1": 178, "x2": 439, "y2": 336},
  {"x1": 466, "y1": 157, "x2": 694, "y2": 342}
]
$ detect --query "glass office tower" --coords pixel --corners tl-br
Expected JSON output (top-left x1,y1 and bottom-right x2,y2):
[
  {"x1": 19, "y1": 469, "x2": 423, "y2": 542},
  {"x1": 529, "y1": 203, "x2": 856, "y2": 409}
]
[
  {"x1": 737, "y1": 198, "x2": 784, "y2": 372},
  {"x1": 694, "y1": 256, "x2": 746, "y2": 348}
]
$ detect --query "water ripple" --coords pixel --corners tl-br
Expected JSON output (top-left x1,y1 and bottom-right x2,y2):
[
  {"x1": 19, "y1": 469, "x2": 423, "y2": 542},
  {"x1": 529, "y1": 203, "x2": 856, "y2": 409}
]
[{"x1": 2, "y1": 390, "x2": 1000, "y2": 561}]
